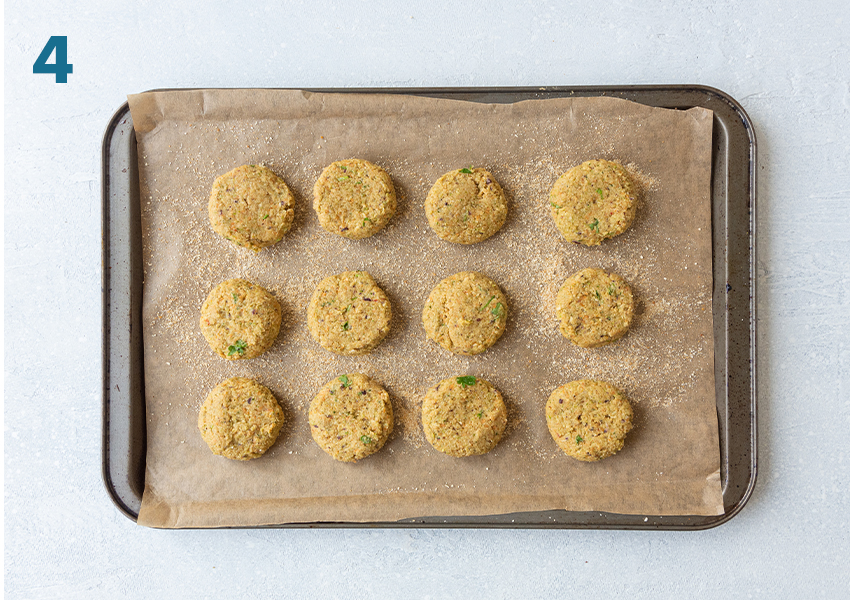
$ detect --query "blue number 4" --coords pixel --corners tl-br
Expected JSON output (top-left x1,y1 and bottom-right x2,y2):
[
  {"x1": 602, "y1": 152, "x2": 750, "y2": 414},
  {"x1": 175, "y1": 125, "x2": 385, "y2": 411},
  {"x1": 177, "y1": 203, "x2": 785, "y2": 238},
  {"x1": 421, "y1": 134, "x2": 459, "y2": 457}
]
[{"x1": 33, "y1": 36, "x2": 73, "y2": 83}]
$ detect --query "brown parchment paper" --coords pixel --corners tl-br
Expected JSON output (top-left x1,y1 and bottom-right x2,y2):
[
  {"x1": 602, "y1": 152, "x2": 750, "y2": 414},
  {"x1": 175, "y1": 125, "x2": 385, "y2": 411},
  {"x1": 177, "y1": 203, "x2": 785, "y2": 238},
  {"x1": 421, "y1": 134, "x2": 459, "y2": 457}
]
[{"x1": 128, "y1": 89, "x2": 723, "y2": 528}]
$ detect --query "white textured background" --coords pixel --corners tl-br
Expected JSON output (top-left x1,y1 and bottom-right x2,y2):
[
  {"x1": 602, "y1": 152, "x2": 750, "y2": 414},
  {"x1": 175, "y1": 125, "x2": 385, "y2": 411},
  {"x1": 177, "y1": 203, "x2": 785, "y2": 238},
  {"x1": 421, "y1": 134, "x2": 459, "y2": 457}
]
[{"x1": 4, "y1": 1, "x2": 849, "y2": 598}]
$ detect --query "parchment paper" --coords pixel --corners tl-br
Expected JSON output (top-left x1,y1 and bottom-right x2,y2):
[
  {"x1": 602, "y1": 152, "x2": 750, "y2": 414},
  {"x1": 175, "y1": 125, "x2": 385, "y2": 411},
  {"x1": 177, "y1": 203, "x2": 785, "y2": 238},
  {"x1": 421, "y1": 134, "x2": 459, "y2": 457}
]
[{"x1": 128, "y1": 89, "x2": 723, "y2": 528}]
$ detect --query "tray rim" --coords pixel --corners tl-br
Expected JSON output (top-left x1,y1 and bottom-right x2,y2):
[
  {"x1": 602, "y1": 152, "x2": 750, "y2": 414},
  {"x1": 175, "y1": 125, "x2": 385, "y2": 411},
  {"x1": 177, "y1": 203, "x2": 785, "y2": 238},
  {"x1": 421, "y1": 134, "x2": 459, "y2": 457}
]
[{"x1": 102, "y1": 84, "x2": 757, "y2": 530}]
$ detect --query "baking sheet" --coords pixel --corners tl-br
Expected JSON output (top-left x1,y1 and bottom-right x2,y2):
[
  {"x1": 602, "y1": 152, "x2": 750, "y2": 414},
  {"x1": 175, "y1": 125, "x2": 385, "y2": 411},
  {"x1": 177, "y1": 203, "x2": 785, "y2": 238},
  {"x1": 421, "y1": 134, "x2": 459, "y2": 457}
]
[
  {"x1": 111, "y1": 86, "x2": 744, "y2": 528},
  {"x1": 101, "y1": 86, "x2": 759, "y2": 530}
]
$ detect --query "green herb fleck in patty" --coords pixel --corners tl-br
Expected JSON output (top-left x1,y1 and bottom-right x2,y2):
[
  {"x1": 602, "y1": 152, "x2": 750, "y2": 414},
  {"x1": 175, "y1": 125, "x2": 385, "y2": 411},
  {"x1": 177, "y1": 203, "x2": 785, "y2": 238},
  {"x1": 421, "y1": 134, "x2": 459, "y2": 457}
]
[
  {"x1": 227, "y1": 339, "x2": 248, "y2": 356},
  {"x1": 456, "y1": 376, "x2": 477, "y2": 388}
]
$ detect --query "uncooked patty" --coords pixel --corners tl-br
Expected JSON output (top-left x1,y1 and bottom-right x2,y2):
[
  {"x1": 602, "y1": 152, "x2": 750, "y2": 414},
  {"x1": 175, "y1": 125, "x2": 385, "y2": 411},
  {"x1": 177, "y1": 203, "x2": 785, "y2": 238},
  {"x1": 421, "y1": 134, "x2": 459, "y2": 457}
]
[
  {"x1": 556, "y1": 268, "x2": 634, "y2": 348},
  {"x1": 307, "y1": 271, "x2": 392, "y2": 355},
  {"x1": 549, "y1": 159, "x2": 638, "y2": 246},
  {"x1": 309, "y1": 373, "x2": 394, "y2": 463},
  {"x1": 198, "y1": 377, "x2": 285, "y2": 460},
  {"x1": 200, "y1": 278, "x2": 282, "y2": 360},
  {"x1": 545, "y1": 379, "x2": 633, "y2": 461},
  {"x1": 208, "y1": 164, "x2": 295, "y2": 252},
  {"x1": 313, "y1": 158, "x2": 396, "y2": 239},
  {"x1": 421, "y1": 376, "x2": 508, "y2": 457},
  {"x1": 422, "y1": 271, "x2": 507, "y2": 355},
  {"x1": 425, "y1": 167, "x2": 508, "y2": 244}
]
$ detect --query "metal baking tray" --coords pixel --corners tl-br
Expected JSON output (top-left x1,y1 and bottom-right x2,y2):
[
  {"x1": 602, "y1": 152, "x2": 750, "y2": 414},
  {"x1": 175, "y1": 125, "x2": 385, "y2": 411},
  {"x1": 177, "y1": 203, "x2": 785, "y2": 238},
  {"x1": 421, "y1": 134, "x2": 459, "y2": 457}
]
[{"x1": 102, "y1": 86, "x2": 757, "y2": 529}]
